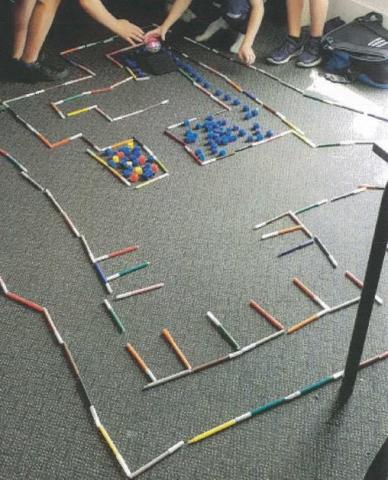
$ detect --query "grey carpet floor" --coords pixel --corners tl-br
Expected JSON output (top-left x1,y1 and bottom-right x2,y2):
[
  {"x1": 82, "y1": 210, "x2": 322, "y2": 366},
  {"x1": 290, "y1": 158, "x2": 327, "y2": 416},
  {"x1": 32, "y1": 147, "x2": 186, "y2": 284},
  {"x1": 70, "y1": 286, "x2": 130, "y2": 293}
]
[{"x1": 0, "y1": 17, "x2": 387, "y2": 480}]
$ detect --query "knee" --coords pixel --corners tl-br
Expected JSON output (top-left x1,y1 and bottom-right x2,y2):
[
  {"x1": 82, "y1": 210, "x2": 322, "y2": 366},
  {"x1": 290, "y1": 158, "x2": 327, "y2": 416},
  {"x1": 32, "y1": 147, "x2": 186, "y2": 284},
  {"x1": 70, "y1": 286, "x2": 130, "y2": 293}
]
[{"x1": 36, "y1": 0, "x2": 62, "y2": 10}]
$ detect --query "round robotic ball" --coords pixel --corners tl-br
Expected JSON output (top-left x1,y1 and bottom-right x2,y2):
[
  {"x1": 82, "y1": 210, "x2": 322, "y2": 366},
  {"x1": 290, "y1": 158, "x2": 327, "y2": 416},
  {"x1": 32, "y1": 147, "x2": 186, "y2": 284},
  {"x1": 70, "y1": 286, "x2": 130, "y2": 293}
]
[
  {"x1": 145, "y1": 36, "x2": 161, "y2": 54},
  {"x1": 123, "y1": 166, "x2": 133, "y2": 177}
]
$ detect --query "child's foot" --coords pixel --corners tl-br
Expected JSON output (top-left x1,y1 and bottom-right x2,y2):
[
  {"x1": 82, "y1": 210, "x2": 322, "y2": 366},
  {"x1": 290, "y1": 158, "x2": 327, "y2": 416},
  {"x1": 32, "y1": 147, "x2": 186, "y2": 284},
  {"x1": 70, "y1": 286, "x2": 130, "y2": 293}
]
[
  {"x1": 266, "y1": 36, "x2": 304, "y2": 65},
  {"x1": 296, "y1": 36, "x2": 322, "y2": 67},
  {"x1": 12, "y1": 60, "x2": 69, "y2": 83},
  {"x1": 166, "y1": 1, "x2": 196, "y2": 22},
  {"x1": 230, "y1": 33, "x2": 245, "y2": 54},
  {"x1": 195, "y1": 17, "x2": 228, "y2": 42}
]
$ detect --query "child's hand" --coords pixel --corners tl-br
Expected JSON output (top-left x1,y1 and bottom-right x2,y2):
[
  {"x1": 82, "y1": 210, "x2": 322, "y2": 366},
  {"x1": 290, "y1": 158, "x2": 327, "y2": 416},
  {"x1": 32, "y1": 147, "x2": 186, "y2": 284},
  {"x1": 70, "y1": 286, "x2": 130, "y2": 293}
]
[
  {"x1": 115, "y1": 20, "x2": 144, "y2": 45},
  {"x1": 238, "y1": 43, "x2": 256, "y2": 65},
  {"x1": 145, "y1": 25, "x2": 168, "y2": 42}
]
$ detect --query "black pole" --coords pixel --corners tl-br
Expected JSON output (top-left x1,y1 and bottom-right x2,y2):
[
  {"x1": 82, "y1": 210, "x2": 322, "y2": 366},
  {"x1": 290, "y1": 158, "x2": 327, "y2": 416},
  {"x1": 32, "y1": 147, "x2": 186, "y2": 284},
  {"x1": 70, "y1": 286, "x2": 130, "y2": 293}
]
[
  {"x1": 364, "y1": 437, "x2": 388, "y2": 480},
  {"x1": 340, "y1": 179, "x2": 388, "y2": 397}
]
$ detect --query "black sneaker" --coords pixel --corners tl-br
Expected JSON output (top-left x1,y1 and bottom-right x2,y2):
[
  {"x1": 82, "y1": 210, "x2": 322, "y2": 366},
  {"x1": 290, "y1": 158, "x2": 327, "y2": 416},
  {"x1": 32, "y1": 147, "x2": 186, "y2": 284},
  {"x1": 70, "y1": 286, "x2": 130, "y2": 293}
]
[
  {"x1": 14, "y1": 60, "x2": 69, "y2": 83},
  {"x1": 267, "y1": 36, "x2": 305, "y2": 65},
  {"x1": 296, "y1": 36, "x2": 322, "y2": 67}
]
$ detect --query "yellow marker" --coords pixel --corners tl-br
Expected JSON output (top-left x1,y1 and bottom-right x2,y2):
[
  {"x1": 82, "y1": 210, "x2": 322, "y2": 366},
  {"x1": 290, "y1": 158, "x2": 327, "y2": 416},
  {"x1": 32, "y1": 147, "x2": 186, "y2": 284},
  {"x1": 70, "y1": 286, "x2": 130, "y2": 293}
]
[
  {"x1": 87, "y1": 150, "x2": 130, "y2": 186},
  {"x1": 292, "y1": 130, "x2": 316, "y2": 148},
  {"x1": 111, "y1": 138, "x2": 135, "y2": 149},
  {"x1": 67, "y1": 106, "x2": 94, "y2": 117},
  {"x1": 187, "y1": 419, "x2": 237, "y2": 444},
  {"x1": 281, "y1": 118, "x2": 304, "y2": 136},
  {"x1": 155, "y1": 159, "x2": 168, "y2": 173},
  {"x1": 99, "y1": 425, "x2": 119, "y2": 456}
]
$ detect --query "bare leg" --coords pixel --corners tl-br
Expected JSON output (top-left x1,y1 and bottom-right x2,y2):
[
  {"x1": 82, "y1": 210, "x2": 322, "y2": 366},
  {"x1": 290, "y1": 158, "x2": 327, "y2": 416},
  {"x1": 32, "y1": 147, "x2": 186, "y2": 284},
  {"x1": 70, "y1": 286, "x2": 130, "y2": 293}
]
[
  {"x1": 13, "y1": 0, "x2": 38, "y2": 59},
  {"x1": 287, "y1": 0, "x2": 304, "y2": 37},
  {"x1": 309, "y1": 0, "x2": 328, "y2": 37},
  {"x1": 21, "y1": 0, "x2": 62, "y2": 64}
]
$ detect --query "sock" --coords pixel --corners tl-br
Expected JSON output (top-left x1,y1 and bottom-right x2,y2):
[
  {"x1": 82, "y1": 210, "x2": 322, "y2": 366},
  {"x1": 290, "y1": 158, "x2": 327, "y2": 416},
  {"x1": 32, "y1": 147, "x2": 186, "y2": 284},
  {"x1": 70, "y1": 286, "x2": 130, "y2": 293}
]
[
  {"x1": 310, "y1": 35, "x2": 322, "y2": 41},
  {"x1": 289, "y1": 35, "x2": 300, "y2": 43}
]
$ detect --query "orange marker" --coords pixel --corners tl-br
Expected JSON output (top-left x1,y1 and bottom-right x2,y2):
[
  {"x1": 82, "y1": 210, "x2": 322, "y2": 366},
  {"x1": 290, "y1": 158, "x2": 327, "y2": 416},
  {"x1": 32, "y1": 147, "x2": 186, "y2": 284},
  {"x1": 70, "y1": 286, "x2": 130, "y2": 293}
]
[
  {"x1": 288, "y1": 311, "x2": 326, "y2": 334},
  {"x1": 261, "y1": 225, "x2": 302, "y2": 240},
  {"x1": 249, "y1": 300, "x2": 285, "y2": 331},
  {"x1": 162, "y1": 329, "x2": 192, "y2": 370},
  {"x1": 126, "y1": 343, "x2": 156, "y2": 382},
  {"x1": 292, "y1": 277, "x2": 329, "y2": 310}
]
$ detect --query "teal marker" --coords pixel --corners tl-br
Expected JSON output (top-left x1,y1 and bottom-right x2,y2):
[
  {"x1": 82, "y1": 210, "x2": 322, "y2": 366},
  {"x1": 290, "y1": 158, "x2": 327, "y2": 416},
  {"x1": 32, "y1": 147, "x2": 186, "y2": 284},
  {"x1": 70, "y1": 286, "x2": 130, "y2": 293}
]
[{"x1": 106, "y1": 261, "x2": 150, "y2": 282}]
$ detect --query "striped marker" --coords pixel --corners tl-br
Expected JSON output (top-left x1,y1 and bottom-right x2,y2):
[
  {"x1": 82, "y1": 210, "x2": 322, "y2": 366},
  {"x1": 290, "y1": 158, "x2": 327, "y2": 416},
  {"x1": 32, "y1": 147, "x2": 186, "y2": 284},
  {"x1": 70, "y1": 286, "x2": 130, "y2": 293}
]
[
  {"x1": 43, "y1": 308, "x2": 64, "y2": 344},
  {"x1": 330, "y1": 187, "x2": 367, "y2": 203},
  {"x1": 115, "y1": 283, "x2": 164, "y2": 300},
  {"x1": 131, "y1": 441, "x2": 185, "y2": 478},
  {"x1": 206, "y1": 311, "x2": 240, "y2": 351},
  {"x1": 186, "y1": 352, "x2": 388, "y2": 445},
  {"x1": 45, "y1": 190, "x2": 81, "y2": 237},
  {"x1": 80, "y1": 235, "x2": 96, "y2": 263},
  {"x1": 20, "y1": 171, "x2": 45, "y2": 191},
  {"x1": 126, "y1": 343, "x2": 156, "y2": 382},
  {"x1": 104, "y1": 299, "x2": 125, "y2": 333},
  {"x1": 0, "y1": 148, "x2": 28, "y2": 172}
]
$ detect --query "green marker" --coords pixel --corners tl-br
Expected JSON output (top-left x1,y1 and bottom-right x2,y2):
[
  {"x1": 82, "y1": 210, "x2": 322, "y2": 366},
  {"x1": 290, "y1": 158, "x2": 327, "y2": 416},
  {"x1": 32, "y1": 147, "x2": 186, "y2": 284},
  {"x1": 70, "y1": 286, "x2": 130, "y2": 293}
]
[
  {"x1": 104, "y1": 300, "x2": 125, "y2": 333},
  {"x1": 207, "y1": 311, "x2": 241, "y2": 351},
  {"x1": 106, "y1": 261, "x2": 150, "y2": 281}
]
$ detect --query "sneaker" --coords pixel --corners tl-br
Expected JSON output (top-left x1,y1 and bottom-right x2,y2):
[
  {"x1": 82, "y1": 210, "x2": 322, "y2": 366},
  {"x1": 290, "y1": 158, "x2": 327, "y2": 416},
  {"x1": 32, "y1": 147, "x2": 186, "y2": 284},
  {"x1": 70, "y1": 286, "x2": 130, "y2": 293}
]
[
  {"x1": 13, "y1": 60, "x2": 69, "y2": 83},
  {"x1": 266, "y1": 37, "x2": 304, "y2": 65},
  {"x1": 296, "y1": 37, "x2": 322, "y2": 67}
]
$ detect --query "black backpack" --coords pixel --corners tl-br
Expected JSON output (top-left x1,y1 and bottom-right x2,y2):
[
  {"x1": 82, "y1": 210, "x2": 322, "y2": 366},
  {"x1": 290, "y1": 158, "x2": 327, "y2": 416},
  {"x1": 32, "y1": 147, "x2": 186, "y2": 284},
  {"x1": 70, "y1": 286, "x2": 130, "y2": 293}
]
[{"x1": 322, "y1": 12, "x2": 388, "y2": 88}]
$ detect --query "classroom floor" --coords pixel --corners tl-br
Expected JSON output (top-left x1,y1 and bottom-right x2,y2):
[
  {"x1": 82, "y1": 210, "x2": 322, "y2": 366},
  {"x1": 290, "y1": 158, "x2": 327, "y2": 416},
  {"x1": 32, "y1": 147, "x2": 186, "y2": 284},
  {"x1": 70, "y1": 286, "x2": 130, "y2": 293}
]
[{"x1": 0, "y1": 10, "x2": 387, "y2": 480}]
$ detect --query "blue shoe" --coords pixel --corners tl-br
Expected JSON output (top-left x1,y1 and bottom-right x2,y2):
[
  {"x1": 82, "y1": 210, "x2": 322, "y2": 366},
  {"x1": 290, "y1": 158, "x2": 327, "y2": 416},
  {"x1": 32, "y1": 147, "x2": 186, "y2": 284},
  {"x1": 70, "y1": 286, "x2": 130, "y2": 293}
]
[
  {"x1": 266, "y1": 37, "x2": 304, "y2": 65},
  {"x1": 296, "y1": 37, "x2": 322, "y2": 67}
]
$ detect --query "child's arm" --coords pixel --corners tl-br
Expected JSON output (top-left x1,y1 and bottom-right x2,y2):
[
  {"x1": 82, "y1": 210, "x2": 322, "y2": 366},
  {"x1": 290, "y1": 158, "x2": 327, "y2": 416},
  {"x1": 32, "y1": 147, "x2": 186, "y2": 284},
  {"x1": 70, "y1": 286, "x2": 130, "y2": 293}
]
[
  {"x1": 145, "y1": 0, "x2": 192, "y2": 41},
  {"x1": 79, "y1": 0, "x2": 144, "y2": 45},
  {"x1": 238, "y1": 0, "x2": 264, "y2": 65}
]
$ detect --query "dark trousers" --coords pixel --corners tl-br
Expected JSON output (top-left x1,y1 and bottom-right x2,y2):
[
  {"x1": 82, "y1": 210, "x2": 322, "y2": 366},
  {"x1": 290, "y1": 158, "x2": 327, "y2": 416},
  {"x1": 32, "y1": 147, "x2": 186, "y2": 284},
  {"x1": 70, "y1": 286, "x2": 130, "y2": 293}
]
[{"x1": 190, "y1": 0, "x2": 251, "y2": 34}]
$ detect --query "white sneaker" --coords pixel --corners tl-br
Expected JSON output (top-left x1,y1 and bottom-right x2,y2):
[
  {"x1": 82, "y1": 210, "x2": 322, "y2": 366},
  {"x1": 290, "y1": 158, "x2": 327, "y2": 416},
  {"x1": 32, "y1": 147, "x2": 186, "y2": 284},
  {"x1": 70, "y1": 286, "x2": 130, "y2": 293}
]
[
  {"x1": 166, "y1": 1, "x2": 197, "y2": 22},
  {"x1": 230, "y1": 33, "x2": 245, "y2": 54},
  {"x1": 195, "y1": 17, "x2": 228, "y2": 42}
]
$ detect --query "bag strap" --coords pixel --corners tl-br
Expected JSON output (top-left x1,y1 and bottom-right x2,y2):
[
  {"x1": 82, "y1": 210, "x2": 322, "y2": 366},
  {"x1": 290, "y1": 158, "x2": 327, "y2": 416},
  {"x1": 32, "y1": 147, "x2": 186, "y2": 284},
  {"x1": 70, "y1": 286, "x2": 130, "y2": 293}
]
[{"x1": 357, "y1": 12, "x2": 388, "y2": 40}]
